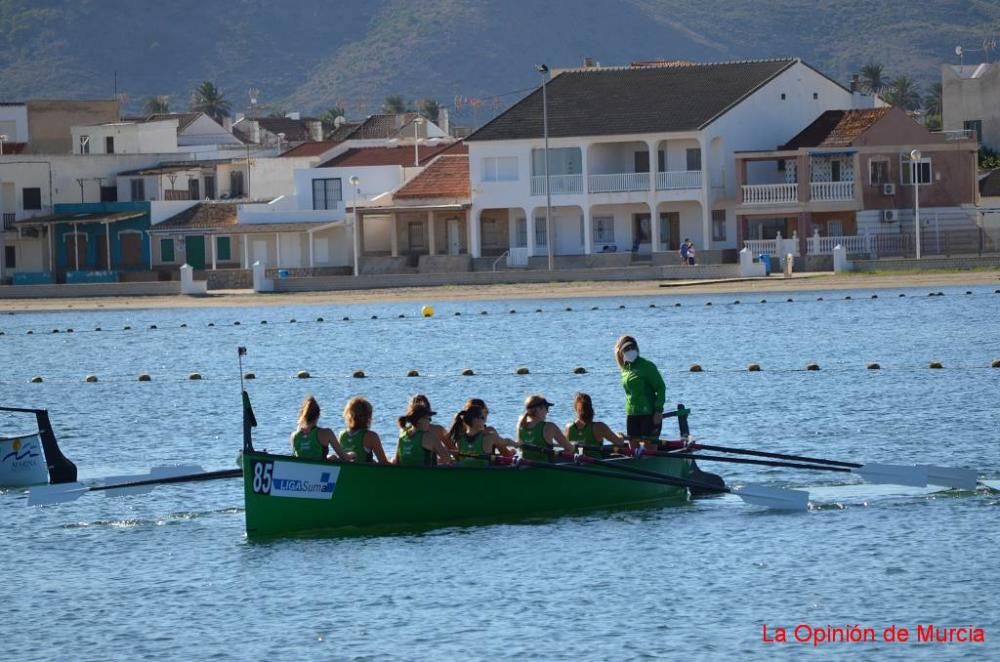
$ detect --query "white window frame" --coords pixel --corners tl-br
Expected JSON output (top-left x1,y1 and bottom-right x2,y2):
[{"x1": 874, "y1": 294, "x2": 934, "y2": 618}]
[
  {"x1": 514, "y1": 217, "x2": 527, "y2": 248},
  {"x1": 78, "y1": 135, "x2": 90, "y2": 154},
  {"x1": 312, "y1": 178, "x2": 342, "y2": 210},
  {"x1": 901, "y1": 157, "x2": 932, "y2": 186},
  {"x1": 592, "y1": 215, "x2": 615, "y2": 243},
  {"x1": 159, "y1": 237, "x2": 177, "y2": 263},
  {"x1": 868, "y1": 158, "x2": 891, "y2": 185},
  {"x1": 482, "y1": 156, "x2": 518, "y2": 182}
]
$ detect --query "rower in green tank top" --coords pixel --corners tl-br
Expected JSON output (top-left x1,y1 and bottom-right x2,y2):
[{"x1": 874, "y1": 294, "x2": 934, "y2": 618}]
[
  {"x1": 564, "y1": 392, "x2": 627, "y2": 459},
  {"x1": 448, "y1": 405, "x2": 517, "y2": 467},
  {"x1": 289, "y1": 395, "x2": 351, "y2": 461},
  {"x1": 394, "y1": 404, "x2": 454, "y2": 466},
  {"x1": 517, "y1": 394, "x2": 574, "y2": 462},
  {"x1": 339, "y1": 397, "x2": 390, "y2": 464}
]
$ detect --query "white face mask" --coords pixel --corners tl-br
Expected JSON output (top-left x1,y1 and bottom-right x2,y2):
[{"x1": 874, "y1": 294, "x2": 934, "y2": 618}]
[{"x1": 623, "y1": 349, "x2": 638, "y2": 363}]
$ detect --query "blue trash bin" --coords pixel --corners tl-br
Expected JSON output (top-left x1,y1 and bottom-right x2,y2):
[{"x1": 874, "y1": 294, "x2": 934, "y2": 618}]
[
  {"x1": 277, "y1": 269, "x2": 289, "y2": 279},
  {"x1": 759, "y1": 254, "x2": 771, "y2": 276}
]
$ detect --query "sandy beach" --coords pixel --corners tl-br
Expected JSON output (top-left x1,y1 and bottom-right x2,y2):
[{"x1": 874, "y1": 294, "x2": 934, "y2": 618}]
[{"x1": 1, "y1": 271, "x2": 998, "y2": 312}]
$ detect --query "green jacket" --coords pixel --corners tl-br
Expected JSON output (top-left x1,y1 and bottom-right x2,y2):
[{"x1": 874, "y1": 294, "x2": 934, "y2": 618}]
[{"x1": 620, "y1": 356, "x2": 666, "y2": 415}]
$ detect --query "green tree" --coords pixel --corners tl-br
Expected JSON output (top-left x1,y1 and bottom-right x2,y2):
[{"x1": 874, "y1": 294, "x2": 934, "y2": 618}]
[
  {"x1": 884, "y1": 75, "x2": 921, "y2": 111},
  {"x1": 923, "y1": 82, "x2": 942, "y2": 116},
  {"x1": 417, "y1": 98, "x2": 440, "y2": 123},
  {"x1": 143, "y1": 95, "x2": 170, "y2": 114},
  {"x1": 383, "y1": 95, "x2": 410, "y2": 114},
  {"x1": 191, "y1": 81, "x2": 231, "y2": 123},
  {"x1": 859, "y1": 60, "x2": 886, "y2": 94},
  {"x1": 320, "y1": 106, "x2": 346, "y2": 124}
]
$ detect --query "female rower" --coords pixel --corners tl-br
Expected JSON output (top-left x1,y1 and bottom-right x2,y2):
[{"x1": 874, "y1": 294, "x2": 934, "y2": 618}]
[
  {"x1": 564, "y1": 392, "x2": 626, "y2": 459},
  {"x1": 463, "y1": 398, "x2": 498, "y2": 435},
  {"x1": 395, "y1": 403, "x2": 455, "y2": 466},
  {"x1": 517, "y1": 394, "x2": 574, "y2": 461},
  {"x1": 339, "y1": 396, "x2": 390, "y2": 464},
  {"x1": 614, "y1": 335, "x2": 666, "y2": 450},
  {"x1": 449, "y1": 405, "x2": 517, "y2": 466},
  {"x1": 410, "y1": 394, "x2": 458, "y2": 452},
  {"x1": 290, "y1": 395, "x2": 351, "y2": 461}
]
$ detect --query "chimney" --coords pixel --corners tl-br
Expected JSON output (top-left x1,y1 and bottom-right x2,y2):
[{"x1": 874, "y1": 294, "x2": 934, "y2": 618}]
[
  {"x1": 306, "y1": 120, "x2": 323, "y2": 142},
  {"x1": 439, "y1": 107, "x2": 450, "y2": 135},
  {"x1": 222, "y1": 116, "x2": 233, "y2": 132}
]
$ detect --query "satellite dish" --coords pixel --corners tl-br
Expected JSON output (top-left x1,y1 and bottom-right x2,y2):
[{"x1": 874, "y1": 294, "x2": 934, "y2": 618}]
[
  {"x1": 334, "y1": 116, "x2": 346, "y2": 128},
  {"x1": 955, "y1": 45, "x2": 963, "y2": 56}
]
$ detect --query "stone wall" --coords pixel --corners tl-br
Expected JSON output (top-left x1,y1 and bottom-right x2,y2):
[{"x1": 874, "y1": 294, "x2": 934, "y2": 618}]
[
  {"x1": 205, "y1": 269, "x2": 252, "y2": 290},
  {"x1": 418, "y1": 255, "x2": 472, "y2": 273},
  {"x1": 851, "y1": 255, "x2": 1000, "y2": 272}
]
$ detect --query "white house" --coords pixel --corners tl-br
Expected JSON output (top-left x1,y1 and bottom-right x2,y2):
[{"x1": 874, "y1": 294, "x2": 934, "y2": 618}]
[{"x1": 465, "y1": 58, "x2": 854, "y2": 266}]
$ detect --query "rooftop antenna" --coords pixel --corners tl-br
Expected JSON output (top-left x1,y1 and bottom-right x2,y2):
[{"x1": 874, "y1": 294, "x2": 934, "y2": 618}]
[{"x1": 955, "y1": 45, "x2": 964, "y2": 67}]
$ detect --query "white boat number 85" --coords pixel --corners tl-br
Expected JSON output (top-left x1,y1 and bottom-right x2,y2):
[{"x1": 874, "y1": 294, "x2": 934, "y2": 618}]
[{"x1": 252, "y1": 461, "x2": 274, "y2": 494}]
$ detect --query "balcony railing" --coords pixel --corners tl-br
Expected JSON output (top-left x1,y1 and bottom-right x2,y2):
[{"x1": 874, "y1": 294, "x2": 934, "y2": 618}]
[
  {"x1": 810, "y1": 181, "x2": 854, "y2": 202},
  {"x1": 742, "y1": 183, "x2": 798, "y2": 206},
  {"x1": 656, "y1": 170, "x2": 702, "y2": 190},
  {"x1": 588, "y1": 172, "x2": 650, "y2": 193},
  {"x1": 530, "y1": 174, "x2": 584, "y2": 196}
]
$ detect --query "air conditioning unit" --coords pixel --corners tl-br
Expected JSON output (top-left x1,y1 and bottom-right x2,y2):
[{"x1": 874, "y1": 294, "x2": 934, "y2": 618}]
[
  {"x1": 881, "y1": 209, "x2": 898, "y2": 223},
  {"x1": 882, "y1": 183, "x2": 895, "y2": 196}
]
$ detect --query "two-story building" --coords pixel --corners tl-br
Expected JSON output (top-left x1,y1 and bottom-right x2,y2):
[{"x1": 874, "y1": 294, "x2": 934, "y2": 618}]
[
  {"x1": 735, "y1": 106, "x2": 979, "y2": 259},
  {"x1": 942, "y1": 62, "x2": 1000, "y2": 151},
  {"x1": 465, "y1": 58, "x2": 854, "y2": 267}
]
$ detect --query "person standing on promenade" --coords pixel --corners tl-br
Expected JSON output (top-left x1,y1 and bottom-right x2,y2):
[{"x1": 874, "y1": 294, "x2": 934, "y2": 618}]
[{"x1": 614, "y1": 336, "x2": 666, "y2": 450}]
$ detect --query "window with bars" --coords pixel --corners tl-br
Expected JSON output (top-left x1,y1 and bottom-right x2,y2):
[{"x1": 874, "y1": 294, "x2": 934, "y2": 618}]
[
  {"x1": 592, "y1": 215, "x2": 615, "y2": 243},
  {"x1": 869, "y1": 159, "x2": 890, "y2": 185},
  {"x1": 312, "y1": 178, "x2": 343, "y2": 210},
  {"x1": 712, "y1": 209, "x2": 727, "y2": 242},
  {"x1": 534, "y1": 217, "x2": 547, "y2": 247}
]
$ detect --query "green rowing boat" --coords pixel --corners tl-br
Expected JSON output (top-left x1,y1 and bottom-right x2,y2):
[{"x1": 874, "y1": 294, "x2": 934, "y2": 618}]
[{"x1": 241, "y1": 450, "x2": 692, "y2": 537}]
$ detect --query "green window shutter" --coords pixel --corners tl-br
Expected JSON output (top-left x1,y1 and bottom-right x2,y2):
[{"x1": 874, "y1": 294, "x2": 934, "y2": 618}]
[
  {"x1": 160, "y1": 238, "x2": 175, "y2": 262},
  {"x1": 217, "y1": 236, "x2": 231, "y2": 261}
]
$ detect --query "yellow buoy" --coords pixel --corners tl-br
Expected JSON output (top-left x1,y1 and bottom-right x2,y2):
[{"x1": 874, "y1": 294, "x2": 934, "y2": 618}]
[
  {"x1": 352, "y1": 370, "x2": 365, "y2": 378},
  {"x1": 992, "y1": 359, "x2": 1000, "y2": 368},
  {"x1": 573, "y1": 367, "x2": 587, "y2": 374},
  {"x1": 929, "y1": 361, "x2": 943, "y2": 369},
  {"x1": 407, "y1": 369, "x2": 419, "y2": 377},
  {"x1": 421, "y1": 305, "x2": 434, "y2": 317},
  {"x1": 867, "y1": 363, "x2": 881, "y2": 370},
  {"x1": 244, "y1": 372, "x2": 256, "y2": 380},
  {"x1": 84, "y1": 375, "x2": 98, "y2": 383},
  {"x1": 297, "y1": 370, "x2": 312, "y2": 379},
  {"x1": 30, "y1": 376, "x2": 43, "y2": 383},
  {"x1": 516, "y1": 367, "x2": 530, "y2": 375},
  {"x1": 461, "y1": 368, "x2": 475, "y2": 376},
  {"x1": 138, "y1": 373, "x2": 152, "y2": 382},
  {"x1": 806, "y1": 363, "x2": 820, "y2": 371},
  {"x1": 189, "y1": 373, "x2": 202, "y2": 380},
  {"x1": 748, "y1": 363, "x2": 761, "y2": 372},
  {"x1": 689, "y1": 364, "x2": 703, "y2": 372}
]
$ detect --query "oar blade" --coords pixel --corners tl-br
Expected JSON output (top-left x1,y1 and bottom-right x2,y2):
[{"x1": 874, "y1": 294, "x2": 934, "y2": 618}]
[
  {"x1": 732, "y1": 484, "x2": 810, "y2": 511},
  {"x1": 27, "y1": 481, "x2": 88, "y2": 506},
  {"x1": 854, "y1": 463, "x2": 928, "y2": 487},
  {"x1": 922, "y1": 465, "x2": 979, "y2": 491}
]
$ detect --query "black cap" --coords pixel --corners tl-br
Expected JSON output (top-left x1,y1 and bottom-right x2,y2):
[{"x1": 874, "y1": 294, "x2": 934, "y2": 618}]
[
  {"x1": 408, "y1": 405, "x2": 436, "y2": 422},
  {"x1": 525, "y1": 396, "x2": 554, "y2": 410}
]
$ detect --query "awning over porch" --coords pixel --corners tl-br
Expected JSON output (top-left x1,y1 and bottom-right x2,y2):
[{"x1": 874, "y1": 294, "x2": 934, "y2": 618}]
[{"x1": 14, "y1": 211, "x2": 145, "y2": 227}]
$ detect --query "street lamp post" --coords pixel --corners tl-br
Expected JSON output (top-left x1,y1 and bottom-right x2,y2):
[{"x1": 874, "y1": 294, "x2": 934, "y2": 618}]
[
  {"x1": 910, "y1": 148, "x2": 922, "y2": 260},
  {"x1": 350, "y1": 175, "x2": 361, "y2": 277},
  {"x1": 537, "y1": 64, "x2": 554, "y2": 271}
]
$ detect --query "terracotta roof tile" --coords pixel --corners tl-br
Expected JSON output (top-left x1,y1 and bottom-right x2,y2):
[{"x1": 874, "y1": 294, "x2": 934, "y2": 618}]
[
  {"x1": 153, "y1": 202, "x2": 238, "y2": 231},
  {"x1": 279, "y1": 140, "x2": 342, "y2": 158},
  {"x1": 780, "y1": 108, "x2": 892, "y2": 149},
  {"x1": 319, "y1": 142, "x2": 466, "y2": 168},
  {"x1": 394, "y1": 155, "x2": 470, "y2": 200}
]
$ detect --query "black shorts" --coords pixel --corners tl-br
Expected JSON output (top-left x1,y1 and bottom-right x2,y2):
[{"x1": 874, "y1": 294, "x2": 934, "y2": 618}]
[{"x1": 626, "y1": 414, "x2": 662, "y2": 441}]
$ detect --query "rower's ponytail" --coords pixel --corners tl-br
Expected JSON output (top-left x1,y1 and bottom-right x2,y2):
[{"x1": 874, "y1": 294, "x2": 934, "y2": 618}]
[
  {"x1": 297, "y1": 395, "x2": 320, "y2": 429},
  {"x1": 447, "y1": 412, "x2": 464, "y2": 442}
]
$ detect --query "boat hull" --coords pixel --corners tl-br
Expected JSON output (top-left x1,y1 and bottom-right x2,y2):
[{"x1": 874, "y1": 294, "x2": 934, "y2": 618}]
[
  {"x1": 1, "y1": 433, "x2": 49, "y2": 487},
  {"x1": 242, "y1": 451, "x2": 692, "y2": 537}
]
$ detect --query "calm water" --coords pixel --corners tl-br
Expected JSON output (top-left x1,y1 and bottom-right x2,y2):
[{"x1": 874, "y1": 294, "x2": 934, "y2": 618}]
[{"x1": 2, "y1": 284, "x2": 999, "y2": 660}]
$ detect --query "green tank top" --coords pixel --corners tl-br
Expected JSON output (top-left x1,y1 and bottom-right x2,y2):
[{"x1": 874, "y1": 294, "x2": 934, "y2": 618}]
[
  {"x1": 397, "y1": 428, "x2": 430, "y2": 466},
  {"x1": 292, "y1": 427, "x2": 324, "y2": 460},
  {"x1": 339, "y1": 428, "x2": 373, "y2": 463},
  {"x1": 518, "y1": 422, "x2": 549, "y2": 461},
  {"x1": 456, "y1": 431, "x2": 488, "y2": 467},
  {"x1": 567, "y1": 421, "x2": 602, "y2": 458}
]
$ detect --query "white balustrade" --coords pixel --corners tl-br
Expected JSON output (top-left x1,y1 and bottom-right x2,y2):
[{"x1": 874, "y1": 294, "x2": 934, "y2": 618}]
[
  {"x1": 741, "y1": 183, "x2": 798, "y2": 205},
  {"x1": 743, "y1": 239, "x2": 779, "y2": 256},
  {"x1": 530, "y1": 174, "x2": 584, "y2": 196},
  {"x1": 810, "y1": 180, "x2": 855, "y2": 202},
  {"x1": 507, "y1": 247, "x2": 530, "y2": 267},
  {"x1": 656, "y1": 170, "x2": 703, "y2": 190},
  {"x1": 587, "y1": 172, "x2": 650, "y2": 193}
]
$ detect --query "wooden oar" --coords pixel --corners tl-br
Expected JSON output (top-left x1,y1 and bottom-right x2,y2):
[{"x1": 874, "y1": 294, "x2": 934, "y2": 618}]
[
  {"x1": 519, "y1": 445, "x2": 808, "y2": 511},
  {"x1": 645, "y1": 438, "x2": 977, "y2": 490},
  {"x1": 28, "y1": 467, "x2": 242, "y2": 506}
]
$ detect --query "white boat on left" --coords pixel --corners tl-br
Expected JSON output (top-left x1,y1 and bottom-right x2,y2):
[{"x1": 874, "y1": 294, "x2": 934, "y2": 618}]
[{"x1": 0, "y1": 407, "x2": 77, "y2": 488}]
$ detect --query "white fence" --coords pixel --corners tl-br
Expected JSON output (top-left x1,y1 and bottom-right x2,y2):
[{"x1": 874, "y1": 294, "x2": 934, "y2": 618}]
[
  {"x1": 809, "y1": 181, "x2": 854, "y2": 202},
  {"x1": 742, "y1": 183, "x2": 798, "y2": 205},
  {"x1": 656, "y1": 170, "x2": 702, "y2": 190},
  {"x1": 507, "y1": 247, "x2": 530, "y2": 267},
  {"x1": 530, "y1": 174, "x2": 584, "y2": 196},
  {"x1": 588, "y1": 172, "x2": 650, "y2": 193}
]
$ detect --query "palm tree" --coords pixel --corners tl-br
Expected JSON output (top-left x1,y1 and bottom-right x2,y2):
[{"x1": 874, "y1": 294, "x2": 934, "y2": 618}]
[
  {"x1": 383, "y1": 95, "x2": 409, "y2": 114},
  {"x1": 320, "y1": 106, "x2": 346, "y2": 124},
  {"x1": 191, "y1": 81, "x2": 231, "y2": 123},
  {"x1": 417, "y1": 98, "x2": 440, "y2": 123},
  {"x1": 923, "y1": 82, "x2": 942, "y2": 116},
  {"x1": 143, "y1": 96, "x2": 170, "y2": 115},
  {"x1": 859, "y1": 60, "x2": 886, "y2": 94},
  {"x1": 884, "y1": 75, "x2": 922, "y2": 111}
]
